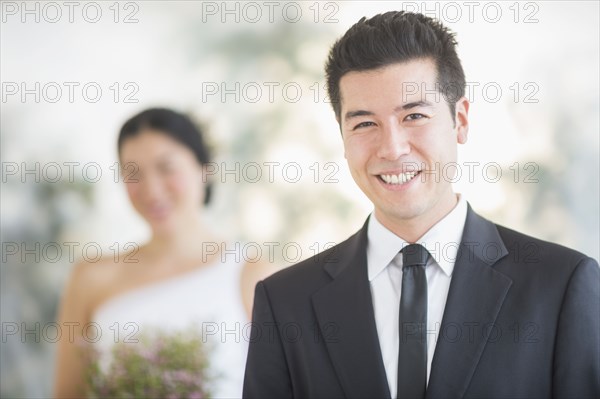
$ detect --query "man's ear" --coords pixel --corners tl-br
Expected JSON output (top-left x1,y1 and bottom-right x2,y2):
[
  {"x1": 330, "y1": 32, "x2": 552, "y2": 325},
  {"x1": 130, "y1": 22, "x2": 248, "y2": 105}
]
[{"x1": 455, "y1": 96, "x2": 469, "y2": 144}]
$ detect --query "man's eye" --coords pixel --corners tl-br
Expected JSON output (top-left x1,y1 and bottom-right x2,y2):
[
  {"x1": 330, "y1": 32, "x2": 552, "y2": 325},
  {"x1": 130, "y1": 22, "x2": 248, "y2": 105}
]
[
  {"x1": 353, "y1": 121, "x2": 376, "y2": 130},
  {"x1": 405, "y1": 113, "x2": 426, "y2": 121}
]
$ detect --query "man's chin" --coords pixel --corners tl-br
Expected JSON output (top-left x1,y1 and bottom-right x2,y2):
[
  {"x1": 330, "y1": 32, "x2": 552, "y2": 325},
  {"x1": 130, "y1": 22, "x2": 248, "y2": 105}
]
[{"x1": 374, "y1": 203, "x2": 427, "y2": 224}]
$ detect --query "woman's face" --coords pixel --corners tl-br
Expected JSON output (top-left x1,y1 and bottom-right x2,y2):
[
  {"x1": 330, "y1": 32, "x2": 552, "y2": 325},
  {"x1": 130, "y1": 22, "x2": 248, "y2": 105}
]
[{"x1": 119, "y1": 130, "x2": 206, "y2": 235}]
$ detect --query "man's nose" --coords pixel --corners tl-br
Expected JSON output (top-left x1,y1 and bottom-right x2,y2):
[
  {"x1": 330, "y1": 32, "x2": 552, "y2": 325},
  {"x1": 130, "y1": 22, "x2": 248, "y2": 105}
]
[{"x1": 376, "y1": 122, "x2": 410, "y2": 160}]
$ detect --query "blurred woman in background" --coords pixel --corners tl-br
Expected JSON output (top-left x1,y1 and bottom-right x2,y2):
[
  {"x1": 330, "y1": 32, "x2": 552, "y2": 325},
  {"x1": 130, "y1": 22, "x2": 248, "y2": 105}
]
[{"x1": 54, "y1": 108, "x2": 268, "y2": 398}]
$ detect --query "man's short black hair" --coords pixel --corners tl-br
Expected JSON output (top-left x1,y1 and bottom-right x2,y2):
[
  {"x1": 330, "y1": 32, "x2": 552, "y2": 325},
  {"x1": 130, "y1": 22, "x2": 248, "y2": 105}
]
[{"x1": 325, "y1": 11, "x2": 466, "y2": 122}]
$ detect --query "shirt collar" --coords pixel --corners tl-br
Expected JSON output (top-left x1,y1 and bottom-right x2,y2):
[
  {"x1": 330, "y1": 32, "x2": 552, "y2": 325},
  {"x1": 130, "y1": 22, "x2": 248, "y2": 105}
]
[{"x1": 367, "y1": 194, "x2": 468, "y2": 281}]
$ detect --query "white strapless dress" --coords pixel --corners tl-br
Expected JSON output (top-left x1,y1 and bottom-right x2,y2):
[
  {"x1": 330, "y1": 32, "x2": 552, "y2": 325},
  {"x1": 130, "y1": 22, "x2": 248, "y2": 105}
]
[{"x1": 91, "y1": 253, "x2": 249, "y2": 398}]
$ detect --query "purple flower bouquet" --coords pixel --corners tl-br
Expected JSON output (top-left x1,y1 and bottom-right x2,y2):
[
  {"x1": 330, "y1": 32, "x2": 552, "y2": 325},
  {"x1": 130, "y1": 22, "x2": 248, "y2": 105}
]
[{"x1": 84, "y1": 328, "x2": 212, "y2": 399}]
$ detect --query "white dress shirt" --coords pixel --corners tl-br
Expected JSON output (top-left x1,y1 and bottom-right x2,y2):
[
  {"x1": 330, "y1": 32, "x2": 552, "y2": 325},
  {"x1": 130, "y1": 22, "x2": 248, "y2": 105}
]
[{"x1": 367, "y1": 194, "x2": 468, "y2": 398}]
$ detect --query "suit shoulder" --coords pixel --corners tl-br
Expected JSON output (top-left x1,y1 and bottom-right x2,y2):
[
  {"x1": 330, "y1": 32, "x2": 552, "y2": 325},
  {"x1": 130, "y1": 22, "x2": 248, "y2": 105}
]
[
  {"x1": 263, "y1": 242, "x2": 339, "y2": 286},
  {"x1": 495, "y1": 223, "x2": 598, "y2": 268},
  {"x1": 261, "y1": 230, "x2": 359, "y2": 293}
]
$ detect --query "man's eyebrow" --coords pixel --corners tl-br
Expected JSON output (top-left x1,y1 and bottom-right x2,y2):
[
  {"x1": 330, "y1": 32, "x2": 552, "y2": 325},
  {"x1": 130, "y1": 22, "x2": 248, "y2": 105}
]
[
  {"x1": 394, "y1": 100, "x2": 433, "y2": 112},
  {"x1": 344, "y1": 101, "x2": 434, "y2": 122},
  {"x1": 343, "y1": 110, "x2": 374, "y2": 122}
]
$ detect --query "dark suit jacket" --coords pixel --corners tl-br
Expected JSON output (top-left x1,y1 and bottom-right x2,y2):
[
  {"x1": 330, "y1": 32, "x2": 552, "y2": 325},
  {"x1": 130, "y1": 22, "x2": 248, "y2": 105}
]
[{"x1": 243, "y1": 206, "x2": 600, "y2": 398}]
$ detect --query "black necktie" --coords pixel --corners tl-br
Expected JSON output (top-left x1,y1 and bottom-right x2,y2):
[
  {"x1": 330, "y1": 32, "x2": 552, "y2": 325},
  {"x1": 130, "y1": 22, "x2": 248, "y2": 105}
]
[{"x1": 397, "y1": 243, "x2": 429, "y2": 399}]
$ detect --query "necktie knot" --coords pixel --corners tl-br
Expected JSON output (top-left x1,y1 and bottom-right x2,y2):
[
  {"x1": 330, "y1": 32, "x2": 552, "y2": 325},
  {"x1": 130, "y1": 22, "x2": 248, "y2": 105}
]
[{"x1": 402, "y1": 243, "x2": 429, "y2": 268}]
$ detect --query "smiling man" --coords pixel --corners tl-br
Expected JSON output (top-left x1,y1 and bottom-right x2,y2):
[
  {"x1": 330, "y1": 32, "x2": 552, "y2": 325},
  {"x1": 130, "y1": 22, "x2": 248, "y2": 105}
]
[
  {"x1": 243, "y1": 11, "x2": 599, "y2": 399},
  {"x1": 339, "y1": 58, "x2": 468, "y2": 244}
]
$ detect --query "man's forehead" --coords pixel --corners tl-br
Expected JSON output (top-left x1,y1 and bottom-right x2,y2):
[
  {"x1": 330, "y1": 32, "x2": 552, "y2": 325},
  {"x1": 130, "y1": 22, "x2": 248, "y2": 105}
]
[{"x1": 338, "y1": 60, "x2": 444, "y2": 111}]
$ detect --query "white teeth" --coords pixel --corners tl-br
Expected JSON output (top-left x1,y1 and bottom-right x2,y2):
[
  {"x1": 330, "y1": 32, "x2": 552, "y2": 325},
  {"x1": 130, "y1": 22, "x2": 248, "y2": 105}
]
[{"x1": 380, "y1": 171, "x2": 419, "y2": 185}]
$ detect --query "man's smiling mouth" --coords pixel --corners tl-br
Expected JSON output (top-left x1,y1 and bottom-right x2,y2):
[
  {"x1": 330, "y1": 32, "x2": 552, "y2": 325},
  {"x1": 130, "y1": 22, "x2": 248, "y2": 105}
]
[{"x1": 377, "y1": 170, "x2": 422, "y2": 185}]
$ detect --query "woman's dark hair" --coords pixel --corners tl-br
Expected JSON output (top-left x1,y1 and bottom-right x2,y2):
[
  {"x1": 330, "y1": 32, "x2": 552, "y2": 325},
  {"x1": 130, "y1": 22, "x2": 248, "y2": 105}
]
[
  {"x1": 118, "y1": 108, "x2": 213, "y2": 205},
  {"x1": 325, "y1": 11, "x2": 465, "y2": 123}
]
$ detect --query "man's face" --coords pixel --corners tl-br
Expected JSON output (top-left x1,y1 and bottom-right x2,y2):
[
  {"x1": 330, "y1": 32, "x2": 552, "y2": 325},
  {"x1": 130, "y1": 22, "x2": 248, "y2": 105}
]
[{"x1": 339, "y1": 59, "x2": 469, "y2": 234}]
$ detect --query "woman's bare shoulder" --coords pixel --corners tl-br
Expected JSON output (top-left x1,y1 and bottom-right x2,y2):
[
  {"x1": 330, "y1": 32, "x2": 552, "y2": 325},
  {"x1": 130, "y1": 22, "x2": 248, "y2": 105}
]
[{"x1": 66, "y1": 245, "x2": 144, "y2": 314}]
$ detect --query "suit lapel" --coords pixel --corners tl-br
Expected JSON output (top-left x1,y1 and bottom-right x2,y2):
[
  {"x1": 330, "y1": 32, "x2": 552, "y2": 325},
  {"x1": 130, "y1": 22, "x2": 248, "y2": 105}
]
[
  {"x1": 426, "y1": 205, "x2": 513, "y2": 398},
  {"x1": 311, "y1": 219, "x2": 391, "y2": 398}
]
